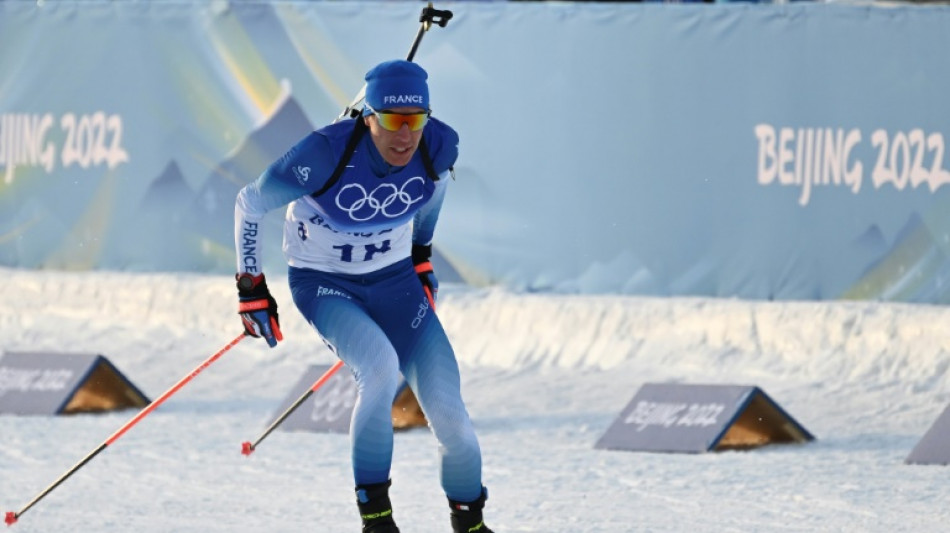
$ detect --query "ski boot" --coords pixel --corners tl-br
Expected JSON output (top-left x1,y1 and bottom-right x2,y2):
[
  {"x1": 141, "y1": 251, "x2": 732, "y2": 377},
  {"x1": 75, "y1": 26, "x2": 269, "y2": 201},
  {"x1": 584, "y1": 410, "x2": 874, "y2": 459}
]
[
  {"x1": 449, "y1": 487, "x2": 494, "y2": 533},
  {"x1": 356, "y1": 480, "x2": 400, "y2": 533}
]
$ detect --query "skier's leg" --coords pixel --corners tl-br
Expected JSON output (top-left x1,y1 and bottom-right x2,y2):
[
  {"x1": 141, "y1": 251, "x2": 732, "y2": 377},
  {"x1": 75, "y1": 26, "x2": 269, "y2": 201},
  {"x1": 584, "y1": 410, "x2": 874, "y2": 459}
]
[
  {"x1": 391, "y1": 305, "x2": 494, "y2": 533},
  {"x1": 400, "y1": 317, "x2": 485, "y2": 501},
  {"x1": 289, "y1": 270, "x2": 402, "y2": 486},
  {"x1": 368, "y1": 264, "x2": 485, "y2": 503}
]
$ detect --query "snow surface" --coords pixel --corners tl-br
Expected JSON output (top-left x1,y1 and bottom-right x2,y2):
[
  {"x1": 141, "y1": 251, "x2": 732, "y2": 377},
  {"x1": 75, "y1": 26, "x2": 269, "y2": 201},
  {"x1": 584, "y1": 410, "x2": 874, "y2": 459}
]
[{"x1": 3, "y1": 268, "x2": 950, "y2": 532}]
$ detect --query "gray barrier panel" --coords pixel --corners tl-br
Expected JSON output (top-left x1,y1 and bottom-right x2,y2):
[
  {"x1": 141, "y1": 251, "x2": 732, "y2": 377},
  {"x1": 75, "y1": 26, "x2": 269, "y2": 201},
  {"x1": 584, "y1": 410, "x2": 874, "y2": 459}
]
[
  {"x1": 906, "y1": 404, "x2": 950, "y2": 465},
  {"x1": 595, "y1": 383, "x2": 814, "y2": 453},
  {"x1": 0, "y1": 352, "x2": 149, "y2": 415},
  {"x1": 270, "y1": 364, "x2": 427, "y2": 434},
  {"x1": 273, "y1": 364, "x2": 357, "y2": 434}
]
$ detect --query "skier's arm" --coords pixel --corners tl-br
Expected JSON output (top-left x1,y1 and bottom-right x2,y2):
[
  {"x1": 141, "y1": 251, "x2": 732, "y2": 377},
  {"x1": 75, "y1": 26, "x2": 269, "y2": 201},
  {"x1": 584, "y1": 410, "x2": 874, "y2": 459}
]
[
  {"x1": 234, "y1": 132, "x2": 335, "y2": 274},
  {"x1": 232, "y1": 132, "x2": 335, "y2": 348}
]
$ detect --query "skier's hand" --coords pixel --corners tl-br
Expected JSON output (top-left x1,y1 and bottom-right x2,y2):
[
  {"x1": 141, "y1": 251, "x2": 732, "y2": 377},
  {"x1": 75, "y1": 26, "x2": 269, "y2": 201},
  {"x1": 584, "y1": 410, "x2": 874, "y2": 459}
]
[
  {"x1": 236, "y1": 273, "x2": 283, "y2": 347},
  {"x1": 412, "y1": 244, "x2": 438, "y2": 310}
]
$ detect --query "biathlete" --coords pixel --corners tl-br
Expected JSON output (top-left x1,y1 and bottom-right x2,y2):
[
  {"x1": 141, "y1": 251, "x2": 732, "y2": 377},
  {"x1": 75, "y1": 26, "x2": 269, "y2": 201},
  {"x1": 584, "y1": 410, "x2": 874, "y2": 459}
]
[{"x1": 233, "y1": 59, "x2": 494, "y2": 533}]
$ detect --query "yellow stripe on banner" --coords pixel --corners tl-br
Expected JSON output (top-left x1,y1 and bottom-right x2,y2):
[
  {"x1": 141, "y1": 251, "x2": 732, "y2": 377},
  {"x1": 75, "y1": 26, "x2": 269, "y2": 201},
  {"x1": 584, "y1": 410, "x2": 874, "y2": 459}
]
[
  {"x1": 206, "y1": 9, "x2": 283, "y2": 122},
  {"x1": 273, "y1": 4, "x2": 361, "y2": 110},
  {"x1": 842, "y1": 223, "x2": 939, "y2": 302},
  {"x1": 0, "y1": 216, "x2": 42, "y2": 245},
  {"x1": 42, "y1": 171, "x2": 118, "y2": 271}
]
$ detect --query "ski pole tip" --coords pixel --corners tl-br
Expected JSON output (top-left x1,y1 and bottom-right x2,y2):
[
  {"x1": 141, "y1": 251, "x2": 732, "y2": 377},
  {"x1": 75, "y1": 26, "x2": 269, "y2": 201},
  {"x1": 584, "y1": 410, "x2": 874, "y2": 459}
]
[
  {"x1": 241, "y1": 441, "x2": 255, "y2": 456},
  {"x1": 4, "y1": 511, "x2": 17, "y2": 526}
]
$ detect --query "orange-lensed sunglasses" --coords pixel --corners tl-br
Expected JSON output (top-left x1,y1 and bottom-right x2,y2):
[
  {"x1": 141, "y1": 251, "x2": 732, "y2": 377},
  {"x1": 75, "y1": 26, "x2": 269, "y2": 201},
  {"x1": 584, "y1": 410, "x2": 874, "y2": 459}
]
[{"x1": 366, "y1": 103, "x2": 430, "y2": 132}]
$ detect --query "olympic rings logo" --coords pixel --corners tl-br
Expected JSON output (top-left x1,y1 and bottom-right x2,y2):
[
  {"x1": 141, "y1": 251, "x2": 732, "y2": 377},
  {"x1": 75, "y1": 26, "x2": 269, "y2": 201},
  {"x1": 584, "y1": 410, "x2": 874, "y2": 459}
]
[
  {"x1": 309, "y1": 372, "x2": 357, "y2": 424},
  {"x1": 334, "y1": 176, "x2": 426, "y2": 221}
]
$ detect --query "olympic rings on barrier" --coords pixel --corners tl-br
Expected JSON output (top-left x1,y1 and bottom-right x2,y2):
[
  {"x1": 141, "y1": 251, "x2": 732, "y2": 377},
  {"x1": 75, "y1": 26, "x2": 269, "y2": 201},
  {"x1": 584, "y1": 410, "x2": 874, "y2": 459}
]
[{"x1": 309, "y1": 372, "x2": 357, "y2": 424}]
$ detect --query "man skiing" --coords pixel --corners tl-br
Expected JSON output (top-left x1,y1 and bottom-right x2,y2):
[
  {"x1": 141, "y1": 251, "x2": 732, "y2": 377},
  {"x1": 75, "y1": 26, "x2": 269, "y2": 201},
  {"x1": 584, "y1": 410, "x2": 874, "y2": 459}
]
[{"x1": 233, "y1": 59, "x2": 494, "y2": 533}]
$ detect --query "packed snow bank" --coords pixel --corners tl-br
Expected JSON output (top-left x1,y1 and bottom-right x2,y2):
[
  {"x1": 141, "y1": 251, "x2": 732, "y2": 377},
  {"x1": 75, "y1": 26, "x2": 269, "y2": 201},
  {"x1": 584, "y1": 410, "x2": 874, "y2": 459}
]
[
  {"x1": 8, "y1": 269, "x2": 950, "y2": 389},
  {"x1": 4, "y1": 268, "x2": 950, "y2": 532}
]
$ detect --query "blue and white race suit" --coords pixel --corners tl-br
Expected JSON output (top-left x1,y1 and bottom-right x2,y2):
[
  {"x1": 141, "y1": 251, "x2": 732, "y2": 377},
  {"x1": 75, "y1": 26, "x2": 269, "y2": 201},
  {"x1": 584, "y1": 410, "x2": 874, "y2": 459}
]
[{"x1": 234, "y1": 117, "x2": 483, "y2": 502}]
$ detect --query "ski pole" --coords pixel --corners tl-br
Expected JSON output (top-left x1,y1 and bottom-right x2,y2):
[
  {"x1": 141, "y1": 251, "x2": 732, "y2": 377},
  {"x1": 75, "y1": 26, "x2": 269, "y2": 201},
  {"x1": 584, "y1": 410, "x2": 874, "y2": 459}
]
[
  {"x1": 4, "y1": 333, "x2": 247, "y2": 527},
  {"x1": 338, "y1": 2, "x2": 453, "y2": 120},
  {"x1": 241, "y1": 295, "x2": 439, "y2": 456},
  {"x1": 407, "y1": 3, "x2": 453, "y2": 63},
  {"x1": 241, "y1": 359, "x2": 345, "y2": 456}
]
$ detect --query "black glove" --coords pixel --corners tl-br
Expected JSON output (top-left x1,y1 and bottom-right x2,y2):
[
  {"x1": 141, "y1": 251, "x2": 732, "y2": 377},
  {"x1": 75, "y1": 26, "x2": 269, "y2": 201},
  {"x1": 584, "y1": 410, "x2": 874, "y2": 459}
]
[
  {"x1": 236, "y1": 273, "x2": 283, "y2": 348},
  {"x1": 412, "y1": 244, "x2": 438, "y2": 310}
]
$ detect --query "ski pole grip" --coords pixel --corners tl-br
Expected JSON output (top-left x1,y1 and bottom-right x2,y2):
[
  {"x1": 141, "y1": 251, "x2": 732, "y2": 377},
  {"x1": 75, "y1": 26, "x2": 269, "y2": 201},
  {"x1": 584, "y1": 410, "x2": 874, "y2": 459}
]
[{"x1": 421, "y1": 5, "x2": 452, "y2": 28}]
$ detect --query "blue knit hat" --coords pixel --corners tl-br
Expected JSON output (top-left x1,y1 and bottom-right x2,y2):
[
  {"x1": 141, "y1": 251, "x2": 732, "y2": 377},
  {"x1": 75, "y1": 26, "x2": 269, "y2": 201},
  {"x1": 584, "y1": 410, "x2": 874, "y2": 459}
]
[{"x1": 362, "y1": 60, "x2": 429, "y2": 116}]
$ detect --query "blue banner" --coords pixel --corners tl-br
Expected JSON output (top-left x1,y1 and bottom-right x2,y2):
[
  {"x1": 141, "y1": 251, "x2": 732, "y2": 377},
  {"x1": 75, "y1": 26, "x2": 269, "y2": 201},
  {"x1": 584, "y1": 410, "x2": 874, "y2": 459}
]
[{"x1": 2, "y1": 2, "x2": 949, "y2": 302}]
